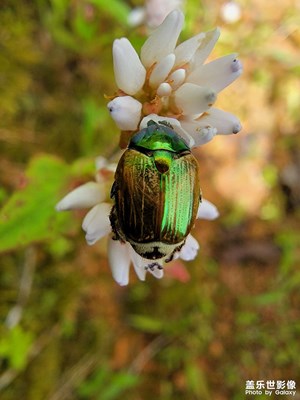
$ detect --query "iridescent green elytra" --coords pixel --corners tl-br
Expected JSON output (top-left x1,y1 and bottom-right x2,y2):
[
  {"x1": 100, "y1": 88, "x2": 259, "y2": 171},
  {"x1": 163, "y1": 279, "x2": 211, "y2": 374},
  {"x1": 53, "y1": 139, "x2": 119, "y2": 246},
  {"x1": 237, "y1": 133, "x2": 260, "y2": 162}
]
[{"x1": 110, "y1": 120, "x2": 201, "y2": 263}]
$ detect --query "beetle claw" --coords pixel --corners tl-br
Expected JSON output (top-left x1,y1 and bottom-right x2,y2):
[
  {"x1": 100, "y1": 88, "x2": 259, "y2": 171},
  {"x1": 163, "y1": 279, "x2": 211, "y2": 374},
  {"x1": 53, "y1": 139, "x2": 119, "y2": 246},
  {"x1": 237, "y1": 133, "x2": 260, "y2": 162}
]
[{"x1": 146, "y1": 262, "x2": 163, "y2": 271}]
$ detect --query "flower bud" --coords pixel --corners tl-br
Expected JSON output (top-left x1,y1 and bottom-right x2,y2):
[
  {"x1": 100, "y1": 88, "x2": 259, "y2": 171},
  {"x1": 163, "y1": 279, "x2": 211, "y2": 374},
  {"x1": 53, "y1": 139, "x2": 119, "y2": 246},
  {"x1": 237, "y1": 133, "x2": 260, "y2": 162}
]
[
  {"x1": 149, "y1": 53, "x2": 175, "y2": 88},
  {"x1": 141, "y1": 10, "x2": 184, "y2": 67},
  {"x1": 168, "y1": 68, "x2": 186, "y2": 89},
  {"x1": 196, "y1": 107, "x2": 242, "y2": 135},
  {"x1": 108, "y1": 96, "x2": 142, "y2": 130},
  {"x1": 113, "y1": 38, "x2": 146, "y2": 95},
  {"x1": 157, "y1": 82, "x2": 172, "y2": 97}
]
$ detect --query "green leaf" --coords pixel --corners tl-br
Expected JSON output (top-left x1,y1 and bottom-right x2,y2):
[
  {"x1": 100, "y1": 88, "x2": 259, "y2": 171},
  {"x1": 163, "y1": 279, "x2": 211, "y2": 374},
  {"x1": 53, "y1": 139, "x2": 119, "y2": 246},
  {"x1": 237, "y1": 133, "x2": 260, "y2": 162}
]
[
  {"x1": 129, "y1": 315, "x2": 164, "y2": 333},
  {"x1": 0, "y1": 154, "x2": 72, "y2": 253},
  {"x1": 89, "y1": 0, "x2": 130, "y2": 25},
  {"x1": 185, "y1": 362, "x2": 210, "y2": 399},
  {"x1": 81, "y1": 100, "x2": 108, "y2": 155},
  {"x1": 77, "y1": 367, "x2": 139, "y2": 400},
  {"x1": 253, "y1": 291, "x2": 285, "y2": 306},
  {"x1": 99, "y1": 372, "x2": 139, "y2": 400},
  {"x1": 74, "y1": 12, "x2": 97, "y2": 41},
  {"x1": 78, "y1": 367, "x2": 110, "y2": 397},
  {"x1": 0, "y1": 326, "x2": 34, "y2": 370}
]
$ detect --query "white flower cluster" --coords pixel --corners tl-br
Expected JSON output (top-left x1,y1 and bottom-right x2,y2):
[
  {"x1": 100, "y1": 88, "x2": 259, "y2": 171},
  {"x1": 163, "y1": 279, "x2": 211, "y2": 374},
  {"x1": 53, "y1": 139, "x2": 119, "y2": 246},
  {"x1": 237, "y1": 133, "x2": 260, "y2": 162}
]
[
  {"x1": 56, "y1": 10, "x2": 243, "y2": 285},
  {"x1": 128, "y1": 0, "x2": 185, "y2": 29},
  {"x1": 108, "y1": 9, "x2": 242, "y2": 148}
]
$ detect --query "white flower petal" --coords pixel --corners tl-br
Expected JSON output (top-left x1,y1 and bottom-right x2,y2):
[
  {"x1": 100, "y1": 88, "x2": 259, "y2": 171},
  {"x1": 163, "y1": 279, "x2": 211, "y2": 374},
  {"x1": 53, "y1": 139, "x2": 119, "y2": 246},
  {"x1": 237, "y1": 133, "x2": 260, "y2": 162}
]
[
  {"x1": 128, "y1": 247, "x2": 147, "y2": 281},
  {"x1": 94, "y1": 156, "x2": 107, "y2": 171},
  {"x1": 127, "y1": 7, "x2": 146, "y2": 27},
  {"x1": 145, "y1": 0, "x2": 184, "y2": 28},
  {"x1": 113, "y1": 38, "x2": 146, "y2": 95},
  {"x1": 157, "y1": 82, "x2": 172, "y2": 97},
  {"x1": 95, "y1": 156, "x2": 117, "y2": 173},
  {"x1": 191, "y1": 28, "x2": 221, "y2": 68},
  {"x1": 187, "y1": 54, "x2": 243, "y2": 92},
  {"x1": 180, "y1": 119, "x2": 217, "y2": 146},
  {"x1": 139, "y1": 114, "x2": 195, "y2": 147},
  {"x1": 56, "y1": 182, "x2": 105, "y2": 211},
  {"x1": 196, "y1": 107, "x2": 242, "y2": 135},
  {"x1": 141, "y1": 10, "x2": 184, "y2": 67},
  {"x1": 174, "y1": 32, "x2": 206, "y2": 67},
  {"x1": 168, "y1": 68, "x2": 186, "y2": 89},
  {"x1": 108, "y1": 96, "x2": 142, "y2": 131},
  {"x1": 174, "y1": 83, "x2": 217, "y2": 115},
  {"x1": 149, "y1": 53, "x2": 175, "y2": 88},
  {"x1": 179, "y1": 234, "x2": 200, "y2": 261},
  {"x1": 197, "y1": 199, "x2": 219, "y2": 220},
  {"x1": 221, "y1": 1, "x2": 242, "y2": 24},
  {"x1": 231, "y1": 58, "x2": 243, "y2": 73},
  {"x1": 82, "y1": 203, "x2": 112, "y2": 245},
  {"x1": 108, "y1": 238, "x2": 131, "y2": 286}
]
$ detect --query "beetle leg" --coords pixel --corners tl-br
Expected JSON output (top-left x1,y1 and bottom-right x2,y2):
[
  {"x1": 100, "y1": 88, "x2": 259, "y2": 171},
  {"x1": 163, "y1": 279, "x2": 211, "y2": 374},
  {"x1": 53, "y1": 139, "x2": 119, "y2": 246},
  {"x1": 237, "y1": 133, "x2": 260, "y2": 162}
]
[
  {"x1": 164, "y1": 254, "x2": 174, "y2": 263},
  {"x1": 165, "y1": 241, "x2": 186, "y2": 263},
  {"x1": 157, "y1": 120, "x2": 174, "y2": 130}
]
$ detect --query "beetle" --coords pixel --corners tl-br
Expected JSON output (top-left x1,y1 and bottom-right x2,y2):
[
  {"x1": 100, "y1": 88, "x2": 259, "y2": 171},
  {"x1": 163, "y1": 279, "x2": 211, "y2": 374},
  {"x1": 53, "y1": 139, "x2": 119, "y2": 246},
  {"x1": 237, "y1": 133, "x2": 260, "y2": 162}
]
[{"x1": 110, "y1": 120, "x2": 201, "y2": 268}]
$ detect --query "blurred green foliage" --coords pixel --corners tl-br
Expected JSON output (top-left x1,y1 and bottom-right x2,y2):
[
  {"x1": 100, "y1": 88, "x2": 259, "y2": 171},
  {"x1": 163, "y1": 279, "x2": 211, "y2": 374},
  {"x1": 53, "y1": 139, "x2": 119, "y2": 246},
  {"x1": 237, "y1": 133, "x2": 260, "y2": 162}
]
[
  {"x1": 1, "y1": 0, "x2": 300, "y2": 399},
  {"x1": 0, "y1": 326, "x2": 34, "y2": 370},
  {"x1": 77, "y1": 366, "x2": 139, "y2": 400},
  {"x1": 0, "y1": 155, "x2": 70, "y2": 252}
]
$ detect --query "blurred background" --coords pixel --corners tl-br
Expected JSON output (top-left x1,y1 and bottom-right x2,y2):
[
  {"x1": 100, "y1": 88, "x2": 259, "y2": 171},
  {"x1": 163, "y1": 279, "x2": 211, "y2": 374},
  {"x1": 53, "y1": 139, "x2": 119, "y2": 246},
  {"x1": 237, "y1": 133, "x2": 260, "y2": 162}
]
[{"x1": 0, "y1": 0, "x2": 299, "y2": 399}]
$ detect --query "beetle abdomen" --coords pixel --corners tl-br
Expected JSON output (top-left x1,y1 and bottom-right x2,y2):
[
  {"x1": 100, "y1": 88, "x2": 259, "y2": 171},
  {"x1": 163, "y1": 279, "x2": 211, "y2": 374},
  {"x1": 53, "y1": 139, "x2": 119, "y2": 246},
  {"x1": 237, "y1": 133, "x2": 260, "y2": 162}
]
[{"x1": 112, "y1": 148, "x2": 200, "y2": 247}]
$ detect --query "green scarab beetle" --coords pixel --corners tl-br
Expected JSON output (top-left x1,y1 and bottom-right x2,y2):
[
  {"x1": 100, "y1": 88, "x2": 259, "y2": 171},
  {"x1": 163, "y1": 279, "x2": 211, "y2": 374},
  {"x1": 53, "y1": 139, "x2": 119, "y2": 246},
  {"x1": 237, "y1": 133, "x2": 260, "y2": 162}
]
[{"x1": 110, "y1": 120, "x2": 201, "y2": 267}]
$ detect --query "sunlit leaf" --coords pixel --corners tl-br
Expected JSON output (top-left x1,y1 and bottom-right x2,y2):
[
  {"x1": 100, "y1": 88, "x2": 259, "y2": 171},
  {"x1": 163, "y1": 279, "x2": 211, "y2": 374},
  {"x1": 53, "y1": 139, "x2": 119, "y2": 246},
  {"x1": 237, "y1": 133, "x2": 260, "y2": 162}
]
[
  {"x1": 77, "y1": 367, "x2": 139, "y2": 400},
  {"x1": 81, "y1": 100, "x2": 109, "y2": 156},
  {"x1": 0, "y1": 154, "x2": 72, "y2": 253},
  {"x1": 0, "y1": 326, "x2": 34, "y2": 370},
  {"x1": 185, "y1": 362, "x2": 210, "y2": 399},
  {"x1": 129, "y1": 315, "x2": 164, "y2": 333},
  {"x1": 253, "y1": 291, "x2": 285, "y2": 306},
  {"x1": 89, "y1": 0, "x2": 130, "y2": 25},
  {"x1": 99, "y1": 372, "x2": 139, "y2": 400}
]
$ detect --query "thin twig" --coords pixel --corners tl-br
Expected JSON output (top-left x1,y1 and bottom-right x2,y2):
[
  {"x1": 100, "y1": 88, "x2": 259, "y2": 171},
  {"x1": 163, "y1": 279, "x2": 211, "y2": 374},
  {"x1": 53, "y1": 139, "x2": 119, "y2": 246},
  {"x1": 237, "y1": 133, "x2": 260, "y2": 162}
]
[
  {"x1": 5, "y1": 246, "x2": 37, "y2": 329},
  {"x1": 0, "y1": 325, "x2": 60, "y2": 391},
  {"x1": 47, "y1": 353, "x2": 99, "y2": 400},
  {"x1": 128, "y1": 335, "x2": 169, "y2": 374}
]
